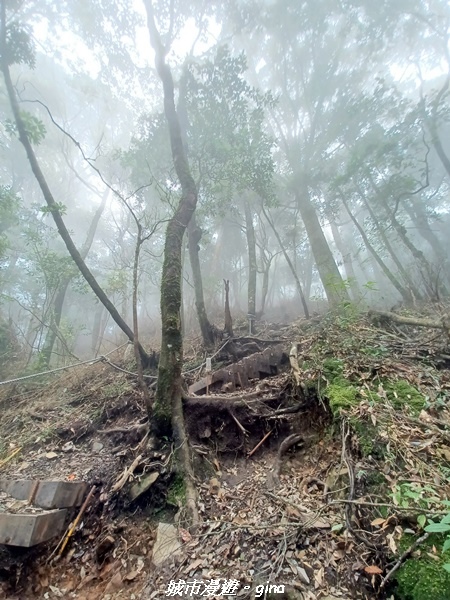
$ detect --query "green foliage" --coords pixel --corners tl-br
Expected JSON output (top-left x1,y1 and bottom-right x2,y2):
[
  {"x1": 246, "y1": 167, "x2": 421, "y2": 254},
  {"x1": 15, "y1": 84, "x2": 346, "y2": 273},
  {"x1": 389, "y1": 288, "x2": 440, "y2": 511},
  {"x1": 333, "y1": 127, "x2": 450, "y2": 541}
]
[
  {"x1": 4, "y1": 21, "x2": 35, "y2": 68},
  {"x1": 322, "y1": 358, "x2": 345, "y2": 381},
  {"x1": 27, "y1": 250, "x2": 77, "y2": 292},
  {"x1": 167, "y1": 474, "x2": 186, "y2": 506},
  {"x1": 40, "y1": 202, "x2": 67, "y2": 216},
  {"x1": 0, "y1": 186, "x2": 20, "y2": 264},
  {"x1": 382, "y1": 380, "x2": 425, "y2": 416},
  {"x1": 396, "y1": 533, "x2": 450, "y2": 600},
  {"x1": 349, "y1": 418, "x2": 384, "y2": 458},
  {"x1": 392, "y1": 482, "x2": 441, "y2": 511},
  {"x1": 184, "y1": 46, "x2": 275, "y2": 204},
  {"x1": 326, "y1": 378, "x2": 359, "y2": 416},
  {"x1": 5, "y1": 111, "x2": 46, "y2": 145},
  {"x1": 425, "y1": 511, "x2": 450, "y2": 574}
]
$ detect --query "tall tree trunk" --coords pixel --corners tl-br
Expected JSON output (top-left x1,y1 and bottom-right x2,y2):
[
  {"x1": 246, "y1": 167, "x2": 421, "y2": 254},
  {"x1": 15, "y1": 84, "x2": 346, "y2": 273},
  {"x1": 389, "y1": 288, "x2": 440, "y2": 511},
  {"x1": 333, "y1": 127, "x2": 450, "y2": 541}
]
[
  {"x1": 178, "y1": 70, "x2": 214, "y2": 347},
  {"x1": 340, "y1": 194, "x2": 414, "y2": 304},
  {"x1": 366, "y1": 174, "x2": 436, "y2": 290},
  {"x1": 403, "y1": 199, "x2": 447, "y2": 263},
  {"x1": 91, "y1": 304, "x2": 104, "y2": 355},
  {"x1": 357, "y1": 189, "x2": 419, "y2": 296},
  {"x1": 0, "y1": 23, "x2": 149, "y2": 365},
  {"x1": 224, "y1": 279, "x2": 233, "y2": 337},
  {"x1": 187, "y1": 216, "x2": 215, "y2": 346},
  {"x1": 296, "y1": 190, "x2": 350, "y2": 306},
  {"x1": 41, "y1": 189, "x2": 108, "y2": 366},
  {"x1": 262, "y1": 206, "x2": 309, "y2": 318},
  {"x1": 145, "y1": 0, "x2": 199, "y2": 528},
  {"x1": 244, "y1": 199, "x2": 257, "y2": 333},
  {"x1": 132, "y1": 224, "x2": 153, "y2": 420},
  {"x1": 258, "y1": 248, "x2": 271, "y2": 317},
  {"x1": 329, "y1": 218, "x2": 361, "y2": 301}
]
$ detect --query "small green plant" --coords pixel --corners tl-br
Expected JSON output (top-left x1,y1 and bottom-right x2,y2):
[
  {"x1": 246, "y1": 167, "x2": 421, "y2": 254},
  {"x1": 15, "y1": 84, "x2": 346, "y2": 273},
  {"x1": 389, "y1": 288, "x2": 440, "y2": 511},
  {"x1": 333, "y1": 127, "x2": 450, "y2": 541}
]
[
  {"x1": 425, "y1": 506, "x2": 450, "y2": 574},
  {"x1": 392, "y1": 482, "x2": 441, "y2": 511},
  {"x1": 167, "y1": 474, "x2": 186, "y2": 506}
]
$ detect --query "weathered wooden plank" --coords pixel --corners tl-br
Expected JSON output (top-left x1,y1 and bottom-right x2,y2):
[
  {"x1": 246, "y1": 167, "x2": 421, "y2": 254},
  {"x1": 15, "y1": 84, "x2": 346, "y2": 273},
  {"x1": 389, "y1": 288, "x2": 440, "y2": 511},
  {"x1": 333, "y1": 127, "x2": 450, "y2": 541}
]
[
  {"x1": 0, "y1": 509, "x2": 67, "y2": 547},
  {"x1": 0, "y1": 480, "x2": 87, "y2": 509},
  {"x1": 188, "y1": 344, "x2": 286, "y2": 395}
]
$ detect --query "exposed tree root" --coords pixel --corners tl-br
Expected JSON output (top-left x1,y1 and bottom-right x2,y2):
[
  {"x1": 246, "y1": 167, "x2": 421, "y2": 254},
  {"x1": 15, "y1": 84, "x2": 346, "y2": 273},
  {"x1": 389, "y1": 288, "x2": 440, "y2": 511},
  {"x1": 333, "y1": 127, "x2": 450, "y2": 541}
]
[
  {"x1": 271, "y1": 433, "x2": 304, "y2": 487},
  {"x1": 98, "y1": 423, "x2": 148, "y2": 435}
]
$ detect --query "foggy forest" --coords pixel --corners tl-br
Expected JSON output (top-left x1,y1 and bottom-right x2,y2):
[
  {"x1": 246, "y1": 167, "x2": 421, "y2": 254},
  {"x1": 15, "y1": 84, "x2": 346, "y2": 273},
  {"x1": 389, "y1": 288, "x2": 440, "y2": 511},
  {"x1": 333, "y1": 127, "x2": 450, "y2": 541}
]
[{"x1": 1, "y1": 1, "x2": 450, "y2": 599}]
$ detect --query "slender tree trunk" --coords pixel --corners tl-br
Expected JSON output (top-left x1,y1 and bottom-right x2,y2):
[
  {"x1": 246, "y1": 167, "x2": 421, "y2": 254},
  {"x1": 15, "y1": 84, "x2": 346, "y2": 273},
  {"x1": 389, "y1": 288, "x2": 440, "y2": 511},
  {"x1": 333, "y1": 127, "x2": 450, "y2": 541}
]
[
  {"x1": 357, "y1": 190, "x2": 419, "y2": 295},
  {"x1": 340, "y1": 194, "x2": 414, "y2": 303},
  {"x1": 132, "y1": 226, "x2": 152, "y2": 420},
  {"x1": 244, "y1": 199, "x2": 257, "y2": 333},
  {"x1": 91, "y1": 305, "x2": 104, "y2": 355},
  {"x1": 262, "y1": 206, "x2": 309, "y2": 318},
  {"x1": 404, "y1": 199, "x2": 447, "y2": 263},
  {"x1": 41, "y1": 189, "x2": 108, "y2": 366},
  {"x1": 187, "y1": 216, "x2": 215, "y2": 346},
  {"x1": 366, "y1": 174, "x2": 435, "y2": 286},
  {"x1": 224, "y1": 279, "x2": 233, "y2": 337},
  {"x1": 0, "y1": 31, "x2": 149, "y2": 365},
  {"x1": 296, "y1": 190, "x2": 350, "y2": 306},
  {"x1": 430, "y1": 127, "x2": 450, "y2": 179},
  {"x1": 258, "y1": 249, "x2": 271, "y2": 317},
  {"x1": 145, "y1": 0, "x2": 199, "y2": 528},
  {"x1": 178, "y1": 70, "x2": 214, "y2": 347},
  {"x1": 329, "y1": 219, "x2": 361, "y2": 301}
]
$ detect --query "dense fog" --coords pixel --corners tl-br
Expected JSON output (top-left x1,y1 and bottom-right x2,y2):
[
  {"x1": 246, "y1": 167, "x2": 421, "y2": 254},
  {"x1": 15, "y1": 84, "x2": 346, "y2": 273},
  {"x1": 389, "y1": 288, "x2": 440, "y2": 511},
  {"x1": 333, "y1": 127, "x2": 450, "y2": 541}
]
[{"x1": 1, "y1": 0, "x2": 450, "y2": 372}]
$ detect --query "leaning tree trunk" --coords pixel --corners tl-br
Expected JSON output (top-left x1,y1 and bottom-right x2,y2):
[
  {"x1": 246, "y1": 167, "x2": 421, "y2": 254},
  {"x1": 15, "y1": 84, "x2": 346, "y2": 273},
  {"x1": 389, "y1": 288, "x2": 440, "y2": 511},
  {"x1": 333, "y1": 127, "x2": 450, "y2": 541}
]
[
  {"x1": 0, "y1": 28, "x2": 149, "y2": 366},
  {"x1": 340, "y1": 194, "x2": 414, "y2": 304},
  {"x1": 262, "y1": 205, "x2": 309, "y2": 318},
  {"x1": 145, "y1": 0, "x2": 199, "y2": 528},
  {"x1": 356, "y1": 188, "x2": 419, "y2": 296},
  {"x1": 41, "y1": 189, "x2": 108, "y2": 366},
  {"x1": 296, "y1": 189, "x2": 350, "y2": 307},
  {"x1": 329, "y1": 219, "x2": 361, "y2": 302},
  {"x1": 403, "y1": 199, "x2": 448, "y2": 265}
]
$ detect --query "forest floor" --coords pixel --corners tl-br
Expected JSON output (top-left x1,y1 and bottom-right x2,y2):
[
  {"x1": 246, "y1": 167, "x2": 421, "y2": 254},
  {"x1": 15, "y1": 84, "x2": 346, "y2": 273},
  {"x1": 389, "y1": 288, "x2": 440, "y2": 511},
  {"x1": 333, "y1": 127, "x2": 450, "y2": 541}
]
[{"x1": 0, "y1": 304, "x2": 450, "y2": 600}]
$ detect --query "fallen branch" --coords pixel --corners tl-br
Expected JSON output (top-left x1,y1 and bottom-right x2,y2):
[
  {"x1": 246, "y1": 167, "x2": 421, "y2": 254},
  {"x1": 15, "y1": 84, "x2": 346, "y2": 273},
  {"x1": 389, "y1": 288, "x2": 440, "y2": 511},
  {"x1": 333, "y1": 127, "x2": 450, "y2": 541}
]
[
  {"x1": 379, "y1": 532, "x2": 430, "y2": 590},
  {"x1": 369, "y1": 310, "x2": 450, "y2": 332},
  {"x1": 248, "y1": 429, "x2": 273, "y2": 457},
  {"x1": 48, "y1": 485, "x2": 96, "y2": 562},
  {"x1": 0, "y1": 447, "x2": 21, "y2": 468},
  {"x1": 111, "y1": 454, "x2": 143, "y2": 493},
  {"x1": 229, "y1": 409, "x2": 249, "y2": 435}
]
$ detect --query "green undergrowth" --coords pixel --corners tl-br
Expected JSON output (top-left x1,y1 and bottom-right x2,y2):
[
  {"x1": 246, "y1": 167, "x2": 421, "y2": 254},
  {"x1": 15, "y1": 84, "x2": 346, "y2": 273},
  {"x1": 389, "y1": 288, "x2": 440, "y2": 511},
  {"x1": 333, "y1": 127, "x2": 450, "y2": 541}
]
[
  {"x1": 395, "y1": 534, "x2": 450, "y2": 600},
  {"x1": 320, "y1": 358, "x2": 425, "y2": 417},
  {"x1": 166, "y1": 474, "x2": 186, "y2": 507}
]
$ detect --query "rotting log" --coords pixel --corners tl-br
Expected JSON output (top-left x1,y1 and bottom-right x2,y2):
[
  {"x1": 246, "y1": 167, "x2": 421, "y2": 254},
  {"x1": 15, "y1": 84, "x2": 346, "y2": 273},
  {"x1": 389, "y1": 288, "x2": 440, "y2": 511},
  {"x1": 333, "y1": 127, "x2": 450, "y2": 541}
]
[{"x1": 369, "y1": 310, "x2": 450, "y2": 334}]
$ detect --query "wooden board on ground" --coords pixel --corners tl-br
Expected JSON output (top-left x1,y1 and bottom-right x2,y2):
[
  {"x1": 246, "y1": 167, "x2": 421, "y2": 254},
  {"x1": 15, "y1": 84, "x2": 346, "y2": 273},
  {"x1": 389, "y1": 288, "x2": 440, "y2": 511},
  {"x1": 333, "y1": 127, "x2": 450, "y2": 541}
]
[
  {"x1": 0, "y1": 480, "x2": 87, "y2": 509},
  {"x1": 0, "y1": 509, "x2": 67, "y2": 547},
  {"x1": 188, "y1": 345, "x2": 287, "y2": 396}
]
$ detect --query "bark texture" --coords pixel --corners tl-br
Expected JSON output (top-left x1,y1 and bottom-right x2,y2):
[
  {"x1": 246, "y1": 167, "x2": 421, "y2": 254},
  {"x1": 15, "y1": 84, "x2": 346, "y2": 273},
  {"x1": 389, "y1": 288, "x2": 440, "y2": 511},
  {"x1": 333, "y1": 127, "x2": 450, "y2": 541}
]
[
  {"x1": 296, "y1": 190, "x2": 350, "y2": 306},
  {"x1": 145, "y1": 0, "x2": 199, "y2": 528}
]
